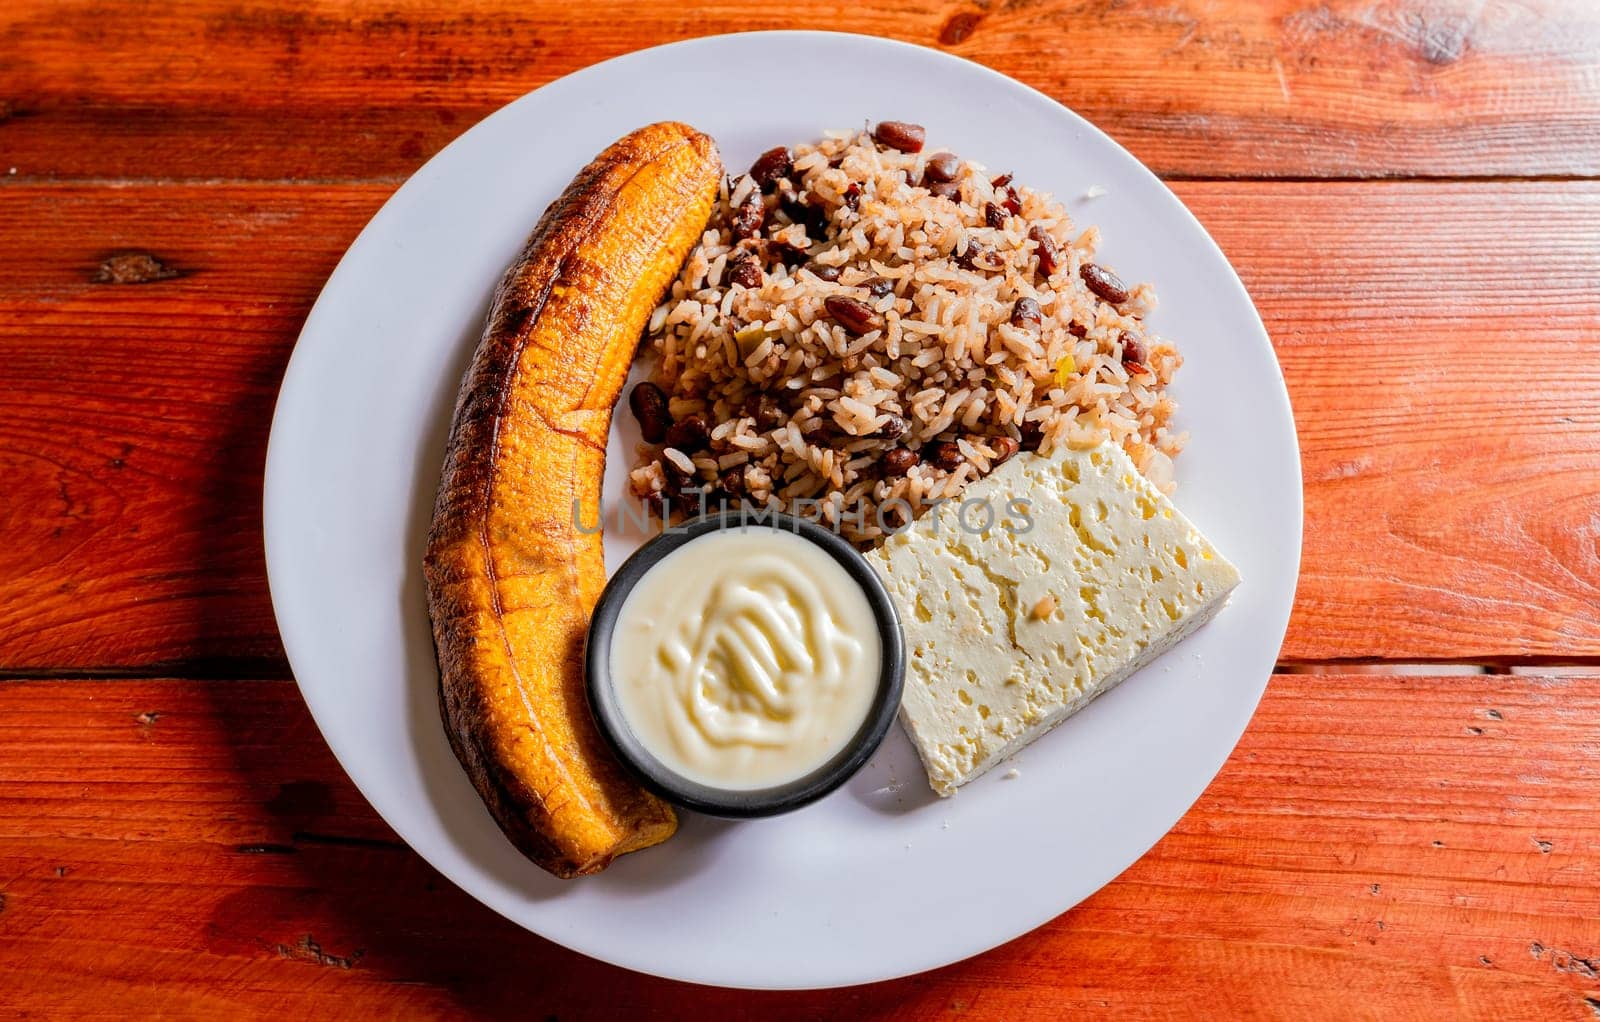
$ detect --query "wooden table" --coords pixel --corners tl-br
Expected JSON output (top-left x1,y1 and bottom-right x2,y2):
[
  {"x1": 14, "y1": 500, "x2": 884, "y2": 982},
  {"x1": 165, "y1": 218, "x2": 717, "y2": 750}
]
[{"x1": 3, "y1": 1, "x2": 1598, "y2": 1016}]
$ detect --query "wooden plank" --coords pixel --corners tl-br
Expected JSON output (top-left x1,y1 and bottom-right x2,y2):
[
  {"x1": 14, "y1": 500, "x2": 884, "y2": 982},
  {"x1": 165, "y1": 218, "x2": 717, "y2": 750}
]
[
  {"x1": 0, "y1": 187, "x2": 388, "y2": 671},
  {"x1": 3, "y1": 0, "x2": 1600, "y2": 181},
  {"x1": 0, "y1": 181, "x2": 1596, "y2": 668},
  {"x1": 1190, "y1": 182, "x2": 1600, "y2": 661},
  {"x1": 0, "y1": 674, "x2": 1594, "y2": 1016}
]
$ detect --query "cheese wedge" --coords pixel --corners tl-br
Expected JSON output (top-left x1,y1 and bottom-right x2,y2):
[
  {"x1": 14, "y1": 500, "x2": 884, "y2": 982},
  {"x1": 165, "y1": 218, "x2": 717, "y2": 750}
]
[{"x1": 867, "y1": 443, "x2": 1241, "y2": 796}]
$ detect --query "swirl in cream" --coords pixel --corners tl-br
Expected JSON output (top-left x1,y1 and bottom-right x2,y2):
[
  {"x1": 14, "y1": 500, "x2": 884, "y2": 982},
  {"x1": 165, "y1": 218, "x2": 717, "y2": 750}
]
[{"x1": 610, "y1": 529, "x2": 880, "y2": 789}]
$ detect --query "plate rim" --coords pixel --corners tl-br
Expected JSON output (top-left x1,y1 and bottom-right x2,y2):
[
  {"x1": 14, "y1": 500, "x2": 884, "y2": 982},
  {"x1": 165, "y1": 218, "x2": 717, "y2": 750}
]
[{"x1": 264, "y1": 28, "x2": 1303, "y2": 990}]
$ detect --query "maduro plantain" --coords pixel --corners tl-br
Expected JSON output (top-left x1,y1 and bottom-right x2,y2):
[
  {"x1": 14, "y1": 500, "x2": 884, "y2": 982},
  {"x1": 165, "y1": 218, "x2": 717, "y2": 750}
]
[{"x1": 424, "y1": 123, "x2": 722, "y2": 877}]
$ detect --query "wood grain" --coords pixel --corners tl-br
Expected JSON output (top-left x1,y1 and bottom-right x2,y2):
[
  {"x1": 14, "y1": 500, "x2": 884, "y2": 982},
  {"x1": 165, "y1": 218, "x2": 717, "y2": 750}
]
[
  {"x1": 1194, "y1": 182, "x2": 1600, "y2": 661},
  {"x1": 0, "y1": 187, "x2": 390, "y2": 671},
  {"x1": 3, "y1": 0, "x2": 1600, "y2": 181},
  {"x1": 1, "y1": 181, "x2": 1597, "y2": 668},
  {"x1": 0, "y1": 674, "x2": 1594, "y2": 1017}
]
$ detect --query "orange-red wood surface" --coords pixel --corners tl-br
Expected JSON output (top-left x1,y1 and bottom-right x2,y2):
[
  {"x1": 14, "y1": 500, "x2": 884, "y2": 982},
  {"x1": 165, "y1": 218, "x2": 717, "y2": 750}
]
[
  {"x1": 2, "y1": 0, "x2": 1597, "y2": 1016},
  {"x1": 1, "y1": 676, "x2": 1596, "y2": 1018},
  {"x1": 5, "y1": 1, "x2": 1600, "y2": 180}
]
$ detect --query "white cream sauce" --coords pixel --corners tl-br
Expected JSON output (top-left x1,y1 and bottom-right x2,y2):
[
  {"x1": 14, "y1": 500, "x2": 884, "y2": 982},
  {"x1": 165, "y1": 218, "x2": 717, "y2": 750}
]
[{"x1": 610, "y1": 528, "x2": 880, "y2": 789}]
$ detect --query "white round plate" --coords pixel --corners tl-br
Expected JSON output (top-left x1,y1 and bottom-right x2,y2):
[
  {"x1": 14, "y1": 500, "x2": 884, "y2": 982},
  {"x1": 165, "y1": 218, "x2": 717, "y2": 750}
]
[{"x1": 265, "y1": 31, "x2": 1301, "y2": 990}]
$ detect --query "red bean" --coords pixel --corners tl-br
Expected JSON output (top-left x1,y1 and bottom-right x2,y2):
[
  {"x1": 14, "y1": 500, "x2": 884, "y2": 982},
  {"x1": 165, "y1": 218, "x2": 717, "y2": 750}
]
[
  {"x1": 928, "y1": 440, "x2": 965, "y2": 472},
  {"x1": 824, "y1": 295, "x2": 884, "y2": 335},
  {"x1": 1019, "y1": 419, "x2": 1044, "y2": 452},
  {"x1": 664, "y1": 413, "x2": 709, "y2": 452},
  {"x1": 881, "y1": 447, "x2": 920, "y2": 477},
  {"x1": 765, "y1": 238, "x2": 810, "y2": 267},
  {"x1": 1000, "y1": 186, "x2": 1022, "y2": 216},
  {"x1": 954, "y1": 241, "x2": 1002, "y2": 273},
  {"x1": 1081, "y1": 263, "x2": 1130, "y2": 305},
  {"x1": 984, "y1": 202, "x2": 1007, "y2": 229},
  {"x1": 862, "y1": 276, "x2": 894, "y2": 298},
  {"x1": 719, "y1": 467, "x2": 746, "y2": 498},
  {"x1": 628, "y1": 382, "x2": 671, "y2": 443},
  {"x1": 923, "y1": 151, "x2": 960, "y2": 183},
  {"x1": 989, "y1": 435, "x2": 1020, "y2": 464},
  {"x1": 873, "y1": 120, "x2": 926, "y2": 153},
  {"x1": 927, "y1": 180, "x2": 961, "y2": 201},
  {"x1": 801, "y1": 419, "x2": 833, "y2": 445},
  {"x1": 1120, "y1": 333, "x2": 1147, "y2": 366},
  {"x1": 1029, "y1": 225, "x2": 1061, "y2": 277},
  {"x1": 778, "y1": 192, "x2": 828, "y2": 234},
  {"x1": 658, "y1": 456, "x2": 697, "y2": 500},
  {"x1": 742, "y1": 393, "x2": 786, "y2": 430},
  {"x1": 842, "y1": 183, "x2": 862, "y2": 211},
  {"x1": 875, "y1": 414, "x2": 908, "y2": 440},
  {"x1": 727, "y1": 256, "x2": 762, "y2": 289},
  {"x1": 730, "y1": 191, "x2": 764, "y2": 240},
  {"x1": 1009, "y1": 297, "x2": 1042, "y2": 330},
  {"x1": 809, "y1": 263, "x2": 842, "y2": 282},
  {"x1": 749, "y1": 147, "x2": 792, "y2": 191}
]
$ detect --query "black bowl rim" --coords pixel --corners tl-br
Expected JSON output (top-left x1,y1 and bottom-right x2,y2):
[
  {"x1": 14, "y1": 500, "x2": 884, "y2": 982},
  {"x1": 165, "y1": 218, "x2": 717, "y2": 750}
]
[{"x1": 584, "y1": 510, "x2": 905, "y2": 818}]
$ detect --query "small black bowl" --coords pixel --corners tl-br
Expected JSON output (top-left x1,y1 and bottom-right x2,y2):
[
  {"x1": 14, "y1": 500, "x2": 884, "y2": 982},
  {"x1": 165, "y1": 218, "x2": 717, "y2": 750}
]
[{"x1": 584, "y1": 510, "x2": 904, "y2": 817}]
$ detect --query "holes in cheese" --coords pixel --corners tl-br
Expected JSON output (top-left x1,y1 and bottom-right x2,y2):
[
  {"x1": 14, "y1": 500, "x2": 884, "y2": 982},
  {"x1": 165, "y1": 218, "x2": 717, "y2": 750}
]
[{"x1": 867, "y1": 442, "x2": 1241, "y2": 797}]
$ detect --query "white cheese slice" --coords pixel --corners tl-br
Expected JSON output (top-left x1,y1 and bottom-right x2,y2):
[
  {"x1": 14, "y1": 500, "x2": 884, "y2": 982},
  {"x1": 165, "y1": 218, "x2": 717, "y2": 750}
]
[{"x1": 867, "y1": 442, "x2": 1241, "y2": 796}]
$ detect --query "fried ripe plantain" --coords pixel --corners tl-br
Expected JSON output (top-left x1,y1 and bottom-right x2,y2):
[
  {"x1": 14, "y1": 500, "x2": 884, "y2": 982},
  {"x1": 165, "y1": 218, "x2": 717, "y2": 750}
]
[{"x1": 425, "y1": 123, "x2": 721, "y2": 877}]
